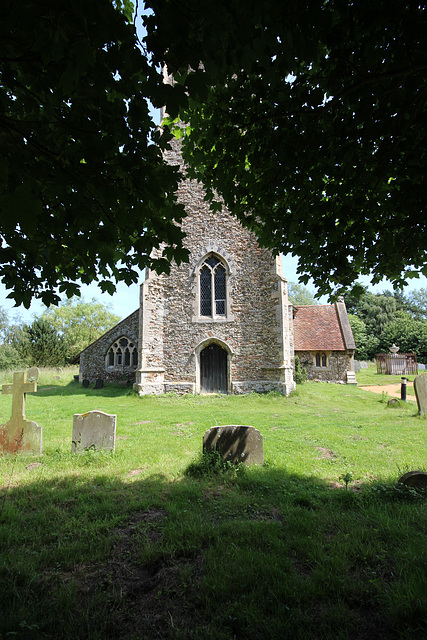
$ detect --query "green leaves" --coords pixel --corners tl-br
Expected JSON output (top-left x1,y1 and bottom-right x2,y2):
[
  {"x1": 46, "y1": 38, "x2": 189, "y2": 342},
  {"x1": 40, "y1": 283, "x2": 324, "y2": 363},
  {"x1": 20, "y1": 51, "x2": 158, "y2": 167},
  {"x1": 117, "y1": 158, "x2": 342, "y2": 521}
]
[
  {"x1": 147, "y1": 0, "x2": 427, "y2": 298},
  {"x1": 0, "y1": 0, "x2": 187, "y2": 307}
]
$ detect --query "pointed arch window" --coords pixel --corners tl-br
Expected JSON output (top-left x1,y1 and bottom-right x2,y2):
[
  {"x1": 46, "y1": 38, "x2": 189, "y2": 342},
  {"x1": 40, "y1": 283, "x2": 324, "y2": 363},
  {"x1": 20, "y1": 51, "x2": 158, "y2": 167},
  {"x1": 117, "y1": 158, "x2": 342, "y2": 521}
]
[
  {"x1": 199, "y1": 255, "x2": 227, "y2": 318},
  {"x1": 315, "y1": 352, "x2": 327, "y2": 367},
  {"x1": 106, "y1": 336, "x2": 138, "y2": 369}
]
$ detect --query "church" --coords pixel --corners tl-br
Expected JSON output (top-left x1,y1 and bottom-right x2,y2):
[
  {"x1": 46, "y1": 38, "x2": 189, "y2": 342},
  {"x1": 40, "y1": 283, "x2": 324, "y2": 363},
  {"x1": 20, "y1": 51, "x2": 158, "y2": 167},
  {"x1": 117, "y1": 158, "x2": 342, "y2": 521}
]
[{"x1": 78, "y1": 141, "x2": 356, "y2": 393}]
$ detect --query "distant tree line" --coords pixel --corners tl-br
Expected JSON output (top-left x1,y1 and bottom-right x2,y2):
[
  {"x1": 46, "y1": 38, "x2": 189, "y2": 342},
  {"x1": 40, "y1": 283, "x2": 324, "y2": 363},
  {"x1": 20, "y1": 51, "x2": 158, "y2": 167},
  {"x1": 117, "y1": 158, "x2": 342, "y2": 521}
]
[
  {"x1": 289, "y1": 283, "x2": 427, "y2": 364},
  {"x1": 346, "y1": 288, "x2": 427, "y2": 362},
  {"x1": 0, "y1": 298, "x2": 120, "y2": 369}
]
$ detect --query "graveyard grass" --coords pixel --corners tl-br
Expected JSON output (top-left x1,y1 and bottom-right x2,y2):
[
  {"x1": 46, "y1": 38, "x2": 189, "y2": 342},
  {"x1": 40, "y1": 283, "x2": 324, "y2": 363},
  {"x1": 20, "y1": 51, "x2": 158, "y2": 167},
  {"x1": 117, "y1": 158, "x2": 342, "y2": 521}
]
[{"x1": 0, "y1": 366, "x2": 426, "y2": 640}]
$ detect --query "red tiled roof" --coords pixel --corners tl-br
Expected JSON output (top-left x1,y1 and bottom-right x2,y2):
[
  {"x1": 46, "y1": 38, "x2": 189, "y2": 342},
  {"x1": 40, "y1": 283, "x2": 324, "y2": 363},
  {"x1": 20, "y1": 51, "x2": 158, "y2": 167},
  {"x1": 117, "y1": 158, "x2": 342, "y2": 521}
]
[{"x1": 293, "y1": 305, "x2": 346, "y2": 351}]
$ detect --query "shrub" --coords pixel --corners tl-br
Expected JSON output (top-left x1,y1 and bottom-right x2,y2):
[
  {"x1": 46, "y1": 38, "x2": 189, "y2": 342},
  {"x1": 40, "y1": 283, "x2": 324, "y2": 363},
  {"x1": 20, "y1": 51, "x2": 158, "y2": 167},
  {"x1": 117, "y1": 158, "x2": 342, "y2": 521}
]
[{"x1": 294, "y1": 355, "x2": 308, "y2": 384}]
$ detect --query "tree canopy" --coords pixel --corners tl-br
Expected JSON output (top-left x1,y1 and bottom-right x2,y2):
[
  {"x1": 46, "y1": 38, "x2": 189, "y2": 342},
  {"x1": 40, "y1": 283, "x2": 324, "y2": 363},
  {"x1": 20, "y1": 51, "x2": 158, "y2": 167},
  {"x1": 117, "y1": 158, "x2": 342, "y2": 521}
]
[
  {"x1": 2, "y1": 0, "x2": 426, "y2": 308},
  {"x1": 40, "y1": 297, "x2": 121, "y2": 358},
  {"x1": 287, "y1": 282, "x2": 319, "y2": 306},
  {"x1": 145, "y1": 0, "x2": 427, "y2": 298},
  {"x1": 0, "y1": 0, "x2": 188, "y2": 308}
]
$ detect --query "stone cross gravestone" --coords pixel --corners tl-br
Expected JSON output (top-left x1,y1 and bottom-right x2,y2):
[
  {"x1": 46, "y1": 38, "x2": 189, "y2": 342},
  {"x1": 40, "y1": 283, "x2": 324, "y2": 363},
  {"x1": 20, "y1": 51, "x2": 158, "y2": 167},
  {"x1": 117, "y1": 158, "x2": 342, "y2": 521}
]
[
  {"x1": 203, "y1": 425, "x2": 263, "y2": 465},
  {"x1": 72, "y1": 410, "x2": 116, "y2": 452},
  {"x1": 414, "y1": 372, "x2": 427, "y2": 416},
  {"x1": 0, "y1": 370, "x2": 42, "y2": 454}
]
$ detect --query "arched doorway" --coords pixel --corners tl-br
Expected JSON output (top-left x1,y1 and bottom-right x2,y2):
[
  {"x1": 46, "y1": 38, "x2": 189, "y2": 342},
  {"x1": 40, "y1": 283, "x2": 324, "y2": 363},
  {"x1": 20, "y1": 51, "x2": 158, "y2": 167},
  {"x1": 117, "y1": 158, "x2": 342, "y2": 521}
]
[{"x1": 200, "y1": 343, "x2": 228, "y2": 394}]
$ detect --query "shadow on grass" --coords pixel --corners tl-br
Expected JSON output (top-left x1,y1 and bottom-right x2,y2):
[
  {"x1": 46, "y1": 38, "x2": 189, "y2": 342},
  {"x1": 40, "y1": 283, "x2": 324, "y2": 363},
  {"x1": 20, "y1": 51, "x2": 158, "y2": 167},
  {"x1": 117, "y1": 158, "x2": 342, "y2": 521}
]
[
  {"x1": 36, "y1": 380, "x2": 135, "y2": 398},
  {"x1": 0, "y1": 460, "x2": 426, "y2": 640}
]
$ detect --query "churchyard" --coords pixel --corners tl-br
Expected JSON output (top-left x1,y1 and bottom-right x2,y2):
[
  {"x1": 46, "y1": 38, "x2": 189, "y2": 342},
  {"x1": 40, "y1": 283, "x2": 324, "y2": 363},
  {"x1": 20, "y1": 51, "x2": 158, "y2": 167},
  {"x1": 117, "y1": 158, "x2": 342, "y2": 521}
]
[{"x1": 0, "y1": 366, "x2": 426, "y2": 639}]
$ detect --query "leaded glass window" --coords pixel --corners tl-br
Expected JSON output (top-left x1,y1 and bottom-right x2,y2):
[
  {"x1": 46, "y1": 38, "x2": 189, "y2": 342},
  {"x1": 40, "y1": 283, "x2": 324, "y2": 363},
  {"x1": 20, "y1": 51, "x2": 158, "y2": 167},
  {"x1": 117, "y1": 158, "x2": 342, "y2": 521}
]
[
  {"x1": 214, "y1": 265, "x2": 226, "y2": 315},
  {"x1": 106, "y1": 337, "x2": 138, "y2": 369},
  {"x1": 315, "y1": 352, "x2": 327, "y2": 367},
  {"x1": 199, "y1": 255, "x2": 227, "y2": 318},
  {"x1": 200, "y1": 266, "x2": 212, "y2": 316}
]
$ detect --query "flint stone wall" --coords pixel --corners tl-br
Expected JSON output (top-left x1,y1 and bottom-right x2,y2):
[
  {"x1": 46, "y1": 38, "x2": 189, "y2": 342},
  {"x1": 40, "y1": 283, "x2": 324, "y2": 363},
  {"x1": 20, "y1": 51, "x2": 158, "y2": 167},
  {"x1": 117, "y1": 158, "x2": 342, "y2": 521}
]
[
  {"x1": 135, "y1": 141, "x2": 295, "y2": 396},
  {"x1": 295, "y1": 350, "x2": 351, "y2": 383},
  {"x1": 79, "y1": 310, "x2": 139, "y2": 383}
]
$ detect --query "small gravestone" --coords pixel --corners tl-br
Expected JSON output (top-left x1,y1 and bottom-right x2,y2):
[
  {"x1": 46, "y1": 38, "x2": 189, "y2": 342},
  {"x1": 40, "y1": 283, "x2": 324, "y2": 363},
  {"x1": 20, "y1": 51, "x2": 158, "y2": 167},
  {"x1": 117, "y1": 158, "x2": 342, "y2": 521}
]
[
  {"x1": 354, "y1": 360, "x2": 361, "y2": 373},
  {"x1": 27, "y1": 367, "x2": 40, "y2": 383},
  {"x1": 0, "y1": 371, "x2": 42, "y2": 454},
  {"x1": 82, "y1": 379, "x2": 90, "y2": 388},
  {"x1": 94, "y1": 379, "x2": 104, "y2": 389},
  {"x1": 360, "y1": 361, "x2": 368, "y2": 369},
  {"x1": 72, "y1": 410, "x2": 116, "y2": 453},
  {"x1": 398, "y1": 471, "x2": 427, "y2": 489},
  {"x1": 418, "y1": 363, "x2": 426, "y2": 371},
  {"x1": 414, "y1": 373, "x2": 427, "y2": 416},
  {"x1": 203, "y1": 425, "x2": 263, "y2": 465},
  {"x1": 387, "y1": 398, "x2": 401, "y2": 408}
]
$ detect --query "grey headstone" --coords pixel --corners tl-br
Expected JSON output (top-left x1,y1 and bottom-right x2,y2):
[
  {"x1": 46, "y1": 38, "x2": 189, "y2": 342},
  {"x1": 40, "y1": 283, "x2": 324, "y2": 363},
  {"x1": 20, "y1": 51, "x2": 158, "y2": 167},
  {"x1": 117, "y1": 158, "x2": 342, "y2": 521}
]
[
  {"x1": 82, "y1": 379, "x2": 90, "y2": 388},
  {"x1": 203, "y1": 425, "x2": 263, "y2": 465},
  {"x1": 72, "y1": 410, "x2": 116, "y2": 453},
  {"x1": 354, "y1": 360, "x2": 361, "y2": 373},
  {"x1": 418, "y1": 363, "x2": 426, "y2": 370},
  {"x1": 360, "y1": 361, "x2": 368, "y2": 369},
  {"x1": 387, "y1": 398, "x2": 401, "y2": 408},
  {"x1": 94, "y1": 379, "x2": 104, "y2": 389},
  {"x1": 398, "y1": 471, "x2": 427, "y2": 489},
  {"x1": 414, "y1": 373, "x2": 427, "y2": 416}
]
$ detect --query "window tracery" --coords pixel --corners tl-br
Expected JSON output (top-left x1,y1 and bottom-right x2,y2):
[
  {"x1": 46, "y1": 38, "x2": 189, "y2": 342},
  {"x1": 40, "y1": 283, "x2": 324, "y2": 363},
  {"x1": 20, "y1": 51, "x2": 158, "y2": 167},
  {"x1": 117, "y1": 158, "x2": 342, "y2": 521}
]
[
  {"x1": 106, "y1": 336, "x2": 138, "y2": 369},
  {"x1": 199, "y1": 254, "x2": 227, "y2": 318}
]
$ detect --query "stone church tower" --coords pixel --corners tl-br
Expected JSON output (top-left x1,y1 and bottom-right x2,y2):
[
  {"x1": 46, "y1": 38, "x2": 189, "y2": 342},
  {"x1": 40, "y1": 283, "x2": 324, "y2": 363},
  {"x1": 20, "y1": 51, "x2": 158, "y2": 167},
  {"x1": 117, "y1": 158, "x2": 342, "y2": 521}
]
[
  {"x1": 133, "y1": 141, "x2": 295, "y2": 396},
  {"x1": 77, "y1": 141, "x2": 355, "y2": 390}
]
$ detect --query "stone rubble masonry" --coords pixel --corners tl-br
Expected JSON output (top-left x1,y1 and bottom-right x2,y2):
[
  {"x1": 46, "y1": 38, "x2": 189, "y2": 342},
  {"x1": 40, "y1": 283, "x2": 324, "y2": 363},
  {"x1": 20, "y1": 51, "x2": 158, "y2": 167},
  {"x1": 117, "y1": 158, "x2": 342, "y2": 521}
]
[
  {"x1": 79, "y1": 310, "x2": 139, "y2": 383},
  {"x1": 134, "y1": 139, "x2": 295, "y2": 396},
  {"x1": 295, "y1": 350, "x2": 352, "y2": 383},
  {"x1": 78, "y1": 137, "x2": 355, "y2": 391}
]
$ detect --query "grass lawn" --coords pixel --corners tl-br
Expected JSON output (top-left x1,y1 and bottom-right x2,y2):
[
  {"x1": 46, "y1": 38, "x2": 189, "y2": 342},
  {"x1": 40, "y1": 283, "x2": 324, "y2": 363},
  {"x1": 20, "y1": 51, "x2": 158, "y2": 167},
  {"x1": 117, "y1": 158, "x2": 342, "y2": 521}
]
[{"x1": 0, "y1": 367, "x2": 426, "y2": 639}]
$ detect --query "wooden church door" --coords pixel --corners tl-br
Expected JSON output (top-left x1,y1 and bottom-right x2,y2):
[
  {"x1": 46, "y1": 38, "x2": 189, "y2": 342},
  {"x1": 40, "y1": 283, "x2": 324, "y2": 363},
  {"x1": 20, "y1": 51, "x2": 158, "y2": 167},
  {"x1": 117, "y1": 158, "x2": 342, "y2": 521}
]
[{"x1": 200, "y1": 344, "x2": 228, "y2": 394}]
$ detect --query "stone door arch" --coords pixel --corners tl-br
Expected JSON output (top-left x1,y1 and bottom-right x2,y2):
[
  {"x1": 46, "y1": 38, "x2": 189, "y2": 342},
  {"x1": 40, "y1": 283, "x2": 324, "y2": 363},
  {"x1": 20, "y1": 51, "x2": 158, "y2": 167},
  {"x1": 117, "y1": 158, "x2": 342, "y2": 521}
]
[{"x1": 195, "y1": 339, "x2": 232, "y2": 394}]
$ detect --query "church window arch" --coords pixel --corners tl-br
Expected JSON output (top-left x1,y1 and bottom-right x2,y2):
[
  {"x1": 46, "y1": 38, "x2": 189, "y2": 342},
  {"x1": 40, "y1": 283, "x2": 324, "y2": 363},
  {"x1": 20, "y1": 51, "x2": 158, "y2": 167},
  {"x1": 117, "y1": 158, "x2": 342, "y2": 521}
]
[
  {"x1": 198, "y1": 254, "x2": 228, "y2": 318},
  {"x1": 106, "y1": 336, "x2": 138, "y2": 370},
  {"x1": 315, "y1": 352, "x2": 327, "y2": 367}
]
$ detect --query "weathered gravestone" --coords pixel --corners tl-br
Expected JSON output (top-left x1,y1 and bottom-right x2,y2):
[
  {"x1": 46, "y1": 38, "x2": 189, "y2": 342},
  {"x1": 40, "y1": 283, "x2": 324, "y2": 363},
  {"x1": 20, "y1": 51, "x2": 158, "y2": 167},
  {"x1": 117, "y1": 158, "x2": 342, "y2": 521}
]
[
  {"x1": 27, "y1": 367, "x2": 40, "y2": 383},
  {"x1": 414, "y1": 372, "x2": 427, "y2": 416},
  {"x1": 94, "y1": 379, "x2": 104, "y2": 390},
  {"x1": 398, "y1": 471, "x2": 427, "y2": 489},
  {"x1": 360, "y1": 361, "x2": 368, "y2": 369},
  {"x1": 203, "y1": 425, "x2": 263, "y2": 465},
  {"x1": 72, "y1": 410, "x2": 116, "y2": 453},
  {"x1": 354, "y1": 360, "x2": 361, "y2": 373},
  {"x1": 418, "y1": 363, "x2": 426, "y2": 371},
  {"x1": 0, "y1": 370, "x2": 42, "y2": 454}
]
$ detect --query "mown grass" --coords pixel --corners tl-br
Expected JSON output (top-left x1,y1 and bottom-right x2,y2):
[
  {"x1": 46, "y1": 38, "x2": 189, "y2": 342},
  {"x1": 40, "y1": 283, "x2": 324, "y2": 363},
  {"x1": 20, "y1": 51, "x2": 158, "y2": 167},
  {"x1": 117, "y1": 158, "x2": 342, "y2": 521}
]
[
  {"x1": 0, "y1": 367, "x2": 426, "y2": 639},
  {"x1": 355, "y1": 361, "x2": 421, "y2": 387}
]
